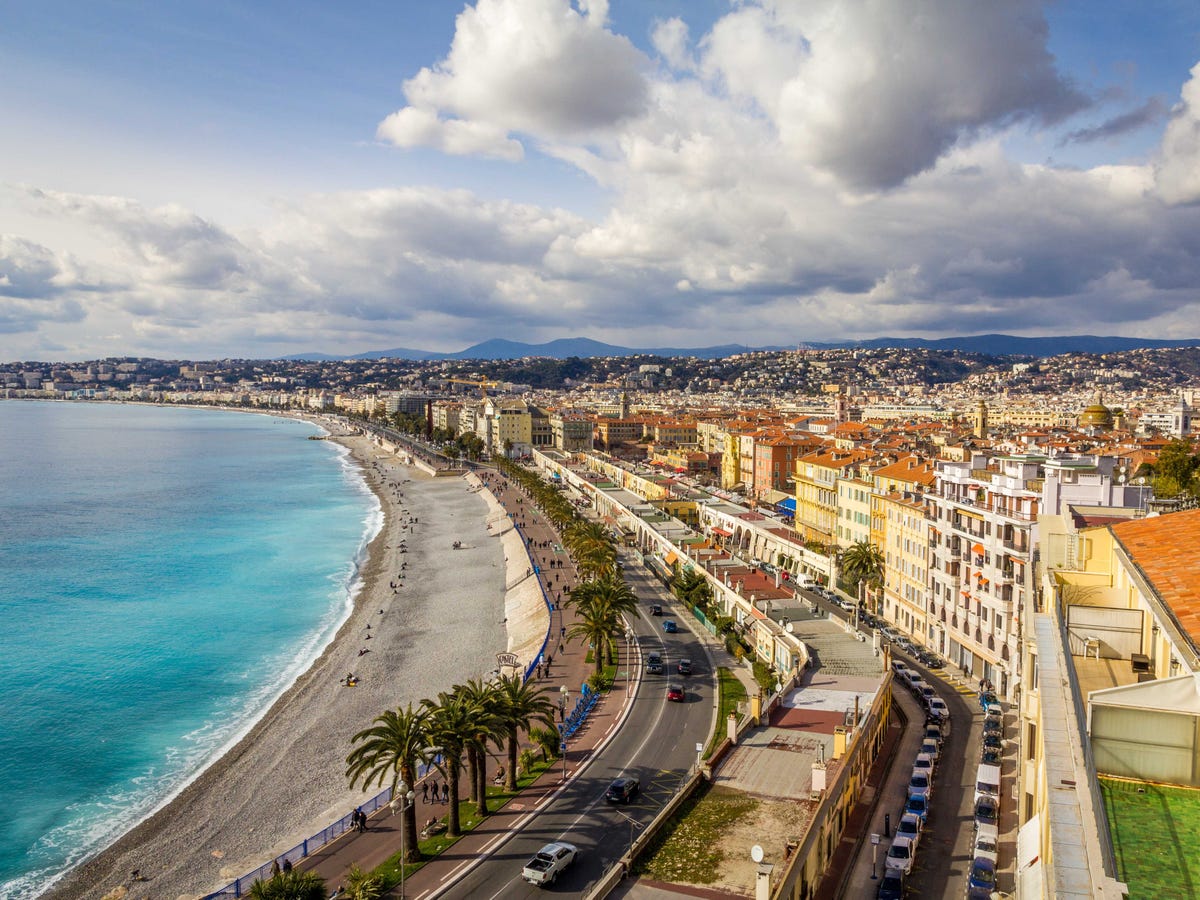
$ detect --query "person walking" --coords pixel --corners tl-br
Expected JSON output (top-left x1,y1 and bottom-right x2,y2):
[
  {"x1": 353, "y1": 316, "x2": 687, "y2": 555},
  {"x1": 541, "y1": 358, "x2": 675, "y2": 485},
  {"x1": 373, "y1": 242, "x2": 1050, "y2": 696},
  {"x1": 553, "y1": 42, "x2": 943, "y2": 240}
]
[
  {"x1": 442, "y1": 782, "x2": 450, "y2": 803},
  {"x1": 422, "y1": 781, "x2": 429, "y2": 803}
]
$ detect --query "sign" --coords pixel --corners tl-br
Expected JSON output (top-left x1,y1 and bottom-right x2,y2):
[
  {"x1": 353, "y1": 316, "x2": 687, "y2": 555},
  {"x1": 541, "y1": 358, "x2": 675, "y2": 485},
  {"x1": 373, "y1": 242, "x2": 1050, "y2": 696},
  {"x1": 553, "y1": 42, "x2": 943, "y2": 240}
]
[
  {"x1": 870, "y1": 833, "x2": 881, "y2": 845},
  {"x1": 496, "y1": 652, "x2": 519, "y2": 669}
]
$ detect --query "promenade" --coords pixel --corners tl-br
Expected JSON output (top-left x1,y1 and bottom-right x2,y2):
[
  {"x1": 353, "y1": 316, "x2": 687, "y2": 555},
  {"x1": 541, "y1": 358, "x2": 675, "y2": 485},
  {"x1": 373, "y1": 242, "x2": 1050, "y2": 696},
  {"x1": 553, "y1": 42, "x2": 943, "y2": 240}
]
[{"x1": 296, "y1": 463, "x2": 627, "y2": 898}]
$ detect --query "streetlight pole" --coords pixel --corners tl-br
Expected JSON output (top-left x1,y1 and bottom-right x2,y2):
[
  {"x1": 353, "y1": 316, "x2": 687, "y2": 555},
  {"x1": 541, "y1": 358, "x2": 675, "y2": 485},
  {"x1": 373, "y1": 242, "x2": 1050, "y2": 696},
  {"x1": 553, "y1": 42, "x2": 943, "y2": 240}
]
[
  {"x1": 559, "y1": 685, "x2": 570, "y2": 781},
  {"x1": 396, "y1": 780, "x2": 416, "y2": 899}
]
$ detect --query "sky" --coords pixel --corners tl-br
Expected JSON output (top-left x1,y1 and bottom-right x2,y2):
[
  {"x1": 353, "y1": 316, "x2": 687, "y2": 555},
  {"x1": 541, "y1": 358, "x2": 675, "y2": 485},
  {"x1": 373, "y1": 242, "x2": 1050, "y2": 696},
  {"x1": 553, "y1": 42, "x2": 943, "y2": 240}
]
[{"x1": 2, "y1": 0, "x2": 1200, "y2": 362}]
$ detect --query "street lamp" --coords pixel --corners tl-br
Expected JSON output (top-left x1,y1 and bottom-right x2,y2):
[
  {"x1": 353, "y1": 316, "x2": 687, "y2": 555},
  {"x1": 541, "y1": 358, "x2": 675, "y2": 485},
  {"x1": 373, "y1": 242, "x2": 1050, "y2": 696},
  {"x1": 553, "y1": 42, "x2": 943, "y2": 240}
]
[
  {"x1": 396, "y1": 780, "x2": 417, "y2": 899},
  {"x1": 558, "y1": 683, "x2": 568, "y2": 722},
  {"x1": 559, "y1": 685, "x2": 570, "y2": 781}
]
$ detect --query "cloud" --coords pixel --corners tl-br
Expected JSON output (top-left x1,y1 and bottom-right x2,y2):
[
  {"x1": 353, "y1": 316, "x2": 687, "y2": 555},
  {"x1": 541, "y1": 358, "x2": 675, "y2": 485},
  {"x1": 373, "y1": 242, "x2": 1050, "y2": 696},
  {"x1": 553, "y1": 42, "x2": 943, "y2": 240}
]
[
  {"x1": 1061, "y1": 98, "x2": 1168, "y2": 145},
  {"x1": 1156, "y1": 62, "x2": 1200, "y2": 205},
  {"x1": 377, "y1": 0, "x2": 648, "y2": 158}
]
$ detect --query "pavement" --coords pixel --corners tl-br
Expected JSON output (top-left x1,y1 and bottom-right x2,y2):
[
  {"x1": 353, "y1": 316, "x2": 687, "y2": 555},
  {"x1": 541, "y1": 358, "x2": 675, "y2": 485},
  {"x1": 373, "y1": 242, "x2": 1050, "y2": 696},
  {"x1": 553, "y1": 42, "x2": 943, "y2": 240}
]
[{"x1": 294, "y1": 464, "x2": 629, "y2": 898}]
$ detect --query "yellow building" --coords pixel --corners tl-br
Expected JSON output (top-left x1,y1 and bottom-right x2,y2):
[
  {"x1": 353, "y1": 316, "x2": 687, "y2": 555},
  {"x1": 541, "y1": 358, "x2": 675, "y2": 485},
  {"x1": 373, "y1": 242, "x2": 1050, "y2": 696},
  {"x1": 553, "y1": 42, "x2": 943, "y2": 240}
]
[
  {"x1": 878, "y1": 491, "x2": 932, "y2": 645},
  {"x1": 794, "y1": 448, "x2": 874, "y2": 547}
]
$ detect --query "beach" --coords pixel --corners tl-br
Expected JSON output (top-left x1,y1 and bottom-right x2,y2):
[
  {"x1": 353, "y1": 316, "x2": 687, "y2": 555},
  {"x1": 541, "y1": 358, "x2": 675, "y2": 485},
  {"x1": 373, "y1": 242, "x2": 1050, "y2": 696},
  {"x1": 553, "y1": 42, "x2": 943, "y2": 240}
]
[{"x1": 43, "y1": 426, "x2": 545, "y2": 899}]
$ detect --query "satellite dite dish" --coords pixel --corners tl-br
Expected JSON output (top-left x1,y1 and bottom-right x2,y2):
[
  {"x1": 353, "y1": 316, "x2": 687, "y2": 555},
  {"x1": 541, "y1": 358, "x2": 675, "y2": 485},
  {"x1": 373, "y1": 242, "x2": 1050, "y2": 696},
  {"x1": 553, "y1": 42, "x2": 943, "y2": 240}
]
[
  {"x1": 751, "y1": 844, "x2": 764, "y2": 863},
  {"x1": 786, "y1": 622, "x2": 795, "y2": 633}
]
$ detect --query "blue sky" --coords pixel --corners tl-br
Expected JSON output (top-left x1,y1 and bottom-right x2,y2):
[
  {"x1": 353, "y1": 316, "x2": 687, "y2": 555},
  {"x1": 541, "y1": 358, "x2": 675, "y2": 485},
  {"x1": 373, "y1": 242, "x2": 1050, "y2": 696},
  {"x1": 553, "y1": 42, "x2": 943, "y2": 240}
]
[{"x1": 2, "y1": 0, "x2": 1199, "y2": 360}]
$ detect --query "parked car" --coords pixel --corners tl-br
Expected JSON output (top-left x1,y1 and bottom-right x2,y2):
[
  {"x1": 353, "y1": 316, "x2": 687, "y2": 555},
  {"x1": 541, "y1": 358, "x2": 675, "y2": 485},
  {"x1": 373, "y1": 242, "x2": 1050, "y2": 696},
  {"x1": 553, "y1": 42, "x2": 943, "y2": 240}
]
[
  {"x1": 981, "y1": 733, "x2": 1003, "y2": 754},
  {"x1": 917, "y1": 650, "x2": 945, "y2": 669},
  {"x1": 968, "y1": 857, "x2": 998, "y2": 895},
  {"x1": 908, "y1": 770, "x2": 932, "y2": 802},
  {"x1": 924, "y1": 723, "x2": 944, "y2": 745},
  {"x1": 677, "y1": 658, "x2": 692, "y2": 676},
  {"x1": 885, "y1": 835, "x2": 915, "y2": 874},
  {"x1": 974, "y1": 796, "x2": 999, "y2": 833},
  {"x1": 894, "y1": 636, "x2": 915, "y2": 654},
  {"x1": 896, "y1": 811, "x2": 923, "y2": 850},
  {"x1": 881, "y1": 626, "x2": 902, "y2": 643},
  {"x1": 980, "y1": 746, "x2": 1002, "y2": 766},
  {"x1": 891, "y1": 660, "x2": 909, "y2": 676},
  {"x1": 919, "y1": 738, "x2": 940, "y2": 762},
  {"x1": 973, "y1": 832, "x2": 999, "y2": 864},
  {"x1": 876, "y1": 869, "x2": 904, "y2": 900},
  {"x1": 605, "y1": 776, "x2": 640, "y2": 804},
  {"x1": 912, "y1": 752, "x2": 935, "y2": 778},
  {"x1": 979, "y1": 690, "x2": 999, "y2": 711},
  {"x1": 666, "y1": 683, "x2": 685, "y2": 702},
  {"x1": 918, "y1": 685, "x2": 936, "y2": 706},
  {"x1": 662, "y1": 619, "x2": 678, "y2": 633},
  {"x1": 646, "y1": 652, "x2": 663, "y2": 674},
  {"x1": 904, "y1": 792, "x2": 929, "y2": 823},
  {"x1": 927, "y1": 697, "x2": 949, "y2": 722},
  {"x1": 983, "y1": 715, "x2": 1003, "y2": 736},
  {"x1": 649, "y1": 603, "x2": 662, "y2": 616}
]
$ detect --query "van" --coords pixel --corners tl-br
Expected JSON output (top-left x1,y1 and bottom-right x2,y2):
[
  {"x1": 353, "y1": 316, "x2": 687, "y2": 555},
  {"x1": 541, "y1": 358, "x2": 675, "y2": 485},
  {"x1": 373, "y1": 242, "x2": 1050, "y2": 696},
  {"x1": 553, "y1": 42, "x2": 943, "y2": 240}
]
[
  {"x1": 975, "y1": 763, "x2": 1001, "y2": 802},
  {"x1": 795, "y1": 574, "x2": 815, "y2": 590}
]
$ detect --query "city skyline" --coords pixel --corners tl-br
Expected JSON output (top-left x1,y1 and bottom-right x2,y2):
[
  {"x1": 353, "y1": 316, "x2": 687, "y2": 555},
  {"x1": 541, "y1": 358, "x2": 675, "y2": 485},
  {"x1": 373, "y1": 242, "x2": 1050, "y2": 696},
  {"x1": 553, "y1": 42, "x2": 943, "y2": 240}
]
[{"x1": 3, "y1": 0, "x2": 1200, "y2": 362}]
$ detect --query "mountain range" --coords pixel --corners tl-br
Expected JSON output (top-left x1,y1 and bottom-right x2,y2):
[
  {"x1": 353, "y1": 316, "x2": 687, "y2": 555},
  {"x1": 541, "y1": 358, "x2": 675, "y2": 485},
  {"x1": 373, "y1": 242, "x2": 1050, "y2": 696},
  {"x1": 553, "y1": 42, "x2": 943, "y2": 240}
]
[{"x1": 280, "y1": 334, "x2": 1200, "y2": 362}]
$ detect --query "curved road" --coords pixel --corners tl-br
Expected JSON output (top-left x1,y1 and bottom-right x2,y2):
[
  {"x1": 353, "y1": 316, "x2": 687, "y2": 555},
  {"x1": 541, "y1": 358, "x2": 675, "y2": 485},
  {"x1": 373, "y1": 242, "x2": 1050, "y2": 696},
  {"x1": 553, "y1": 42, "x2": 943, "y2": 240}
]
[{"x1": 443, "y1": 559, "x2": 716, "y2": 899}]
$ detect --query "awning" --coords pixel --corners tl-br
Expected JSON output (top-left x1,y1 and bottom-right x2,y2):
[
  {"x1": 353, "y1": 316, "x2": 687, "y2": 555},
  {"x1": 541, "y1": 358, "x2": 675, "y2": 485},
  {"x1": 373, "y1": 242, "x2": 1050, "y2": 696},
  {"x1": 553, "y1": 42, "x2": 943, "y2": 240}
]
[
  {"x1": 664, "y1": 552, "x2": 679, "y2": 567},
  {"x1": 776, "y1": 497, "x2": 797, "y2": 513},
  {"x1": 972, "y1": 542, "x2": 985, "y2": 555},
  {"x1": 961, "y1": 589, "x2": 971, "y2": 596},
  {"x1": 711, "y1": 527, "x2": 733, "y2": 537}
]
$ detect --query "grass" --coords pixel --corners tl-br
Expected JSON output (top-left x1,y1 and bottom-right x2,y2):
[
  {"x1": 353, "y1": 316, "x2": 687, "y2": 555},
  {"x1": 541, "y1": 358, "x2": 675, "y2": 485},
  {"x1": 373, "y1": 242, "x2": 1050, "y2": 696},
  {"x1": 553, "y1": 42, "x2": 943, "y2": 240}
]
[
  {"x1": 634, "y1": 782, "x2": 758, "y2": 884},
  {"x1": 371, "y1": 756, "x2": 561, "y2": 890},
  {"x1": 705, "y1": 666, "x2": 748, "y2": 758},
  {"x1": 1101, "y1": 776, "x2": 1200, "y2": 898}
]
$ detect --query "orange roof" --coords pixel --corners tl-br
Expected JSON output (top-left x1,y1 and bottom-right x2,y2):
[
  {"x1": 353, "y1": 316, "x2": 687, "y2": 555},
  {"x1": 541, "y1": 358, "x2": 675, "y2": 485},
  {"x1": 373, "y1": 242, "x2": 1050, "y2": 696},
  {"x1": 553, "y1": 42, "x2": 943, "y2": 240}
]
[{"x1": 1110, "y1": 508, "x2": 1200, "y2": 651}]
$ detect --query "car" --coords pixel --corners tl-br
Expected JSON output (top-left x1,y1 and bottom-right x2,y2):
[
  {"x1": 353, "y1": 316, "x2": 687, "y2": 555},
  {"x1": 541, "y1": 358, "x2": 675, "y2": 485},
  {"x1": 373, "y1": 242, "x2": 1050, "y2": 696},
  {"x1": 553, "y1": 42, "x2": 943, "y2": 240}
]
[
  {"x1": 908, "y1": 770, "x2": 932, "y2": 802},
  {"x1": 896, "y1": 812, "x2": 923, "y2": 850},
  {"x1": 973, "y1": 832, "x2": 999, "y2": 864},
  {"x1": 980, "y1": 746, "x2": 1002, "y2": 766},
  {"x1": 891, "y1": 660, "x2": 909, "y2": 676},
  {"x1": 666, "y1": 683, "x2": 685, "y2": 702},
  {"x1": 974, "y1": 795, "x2": 999, "y2": 833},
  {"x1": 979, "y1": 690, "x2": 999, "y2": 711},
  {"x1": 646, "y1": 652, "x2": 663, "y2": 674},
  {"x1": 919, "y1": 738, "x2": 940, "y2": 763},
  {"x1": 876, "y1": 869, "x2": 904, "y2": 900},
  {"x1": 923, "y1": 723, "x2": 944, "y2": 745},
  {"x1": 927, "y1": 697, "x2": 949, "y2": 722},
  {"x1": 981, "y1": 733, "x2": 1003, "y2": 753},
  {"x1": 918, "y1": 685, "x2": 936, "y2": 705},
  {"x1": 881, "y1": 626, "x2": 902, "y2": 643},
  {"x1": 968, "y1": 856, "x2": 997, "y2": 894},
  {"x1": 605, "y1": 776, "x2": 640, "y2": 804},
  {"x1": 894, "y1": 637, "x2": 916, "y2": 654},
  {"x1": 884, "y1": 835, "x2": 914, "y2": 874},
  {"x1": 522, "y1": 841, "x2": 579, "y2": 885},
  {"x1": 677, "y1": 658, "x2": 692, "y2": 676},
  {"x1": 983, "y1": 715, "x2": 1003, "y2": 735},
  {"x1": 912, "y1": 752, "x2": 935, "y2": 779},
  {"x1": 904, "y1": 792, "x2": 929, "y2": 823},
  {"x1": 662, "y1": 619, "x2": 678, "y2": 633},
  {"x1": 649, "y1": 603, "x2": 662, "y2": 616},
  {"x1": 917, "y1": 650, "x2": 945, "y2": 668}
]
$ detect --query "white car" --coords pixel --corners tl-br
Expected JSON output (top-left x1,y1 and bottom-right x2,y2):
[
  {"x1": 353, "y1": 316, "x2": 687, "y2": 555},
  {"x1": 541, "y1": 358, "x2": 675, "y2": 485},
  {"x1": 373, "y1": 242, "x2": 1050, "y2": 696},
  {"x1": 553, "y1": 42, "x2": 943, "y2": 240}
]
[
  {"x1": 885, "y1": 835, "x2": 915, "y2": 874},
  {"x1": 522, "y1": 841, "x2": 579, "y2": 886},
  {"x1": 973, "y1": 832, "x2": 999, "y2": 864}
]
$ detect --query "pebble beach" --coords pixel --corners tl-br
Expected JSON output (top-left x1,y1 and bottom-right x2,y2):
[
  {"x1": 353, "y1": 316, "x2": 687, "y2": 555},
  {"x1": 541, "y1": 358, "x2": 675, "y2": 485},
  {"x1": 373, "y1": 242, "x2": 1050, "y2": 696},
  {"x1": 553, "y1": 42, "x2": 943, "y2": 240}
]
[{"x1": 43, "y1": 426, "x2": 548, "y2": 900}]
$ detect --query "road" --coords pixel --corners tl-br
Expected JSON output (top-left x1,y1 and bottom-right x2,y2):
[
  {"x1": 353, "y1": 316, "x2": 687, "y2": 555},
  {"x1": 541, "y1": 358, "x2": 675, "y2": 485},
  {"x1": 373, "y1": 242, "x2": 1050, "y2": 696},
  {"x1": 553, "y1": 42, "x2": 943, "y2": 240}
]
[{"x1": 441, "y1": 558, "x2": 715, "y2": 899}]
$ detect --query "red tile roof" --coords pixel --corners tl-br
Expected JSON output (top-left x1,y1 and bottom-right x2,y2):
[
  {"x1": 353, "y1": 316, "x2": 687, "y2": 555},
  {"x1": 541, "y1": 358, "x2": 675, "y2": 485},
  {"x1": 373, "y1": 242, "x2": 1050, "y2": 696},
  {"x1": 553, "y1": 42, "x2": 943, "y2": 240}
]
[{"x1": 1110, "y1": 508, "x2": 1200, "y2": 651}]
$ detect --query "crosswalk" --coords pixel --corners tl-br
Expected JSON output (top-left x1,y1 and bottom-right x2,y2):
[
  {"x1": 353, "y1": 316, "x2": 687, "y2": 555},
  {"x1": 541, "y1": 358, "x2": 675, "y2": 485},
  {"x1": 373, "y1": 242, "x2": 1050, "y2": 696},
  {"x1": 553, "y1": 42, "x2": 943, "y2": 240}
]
[{"x1": 927, "y1": 671, "x2": 977, "y2": 695}]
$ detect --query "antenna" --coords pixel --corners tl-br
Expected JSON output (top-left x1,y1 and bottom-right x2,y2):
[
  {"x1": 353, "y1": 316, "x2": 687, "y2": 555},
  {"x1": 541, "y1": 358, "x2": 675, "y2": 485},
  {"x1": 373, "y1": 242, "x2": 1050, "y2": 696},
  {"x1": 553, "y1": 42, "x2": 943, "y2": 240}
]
[{"x1": 751, "y1": 844, "x2": 764, "y2": 863}]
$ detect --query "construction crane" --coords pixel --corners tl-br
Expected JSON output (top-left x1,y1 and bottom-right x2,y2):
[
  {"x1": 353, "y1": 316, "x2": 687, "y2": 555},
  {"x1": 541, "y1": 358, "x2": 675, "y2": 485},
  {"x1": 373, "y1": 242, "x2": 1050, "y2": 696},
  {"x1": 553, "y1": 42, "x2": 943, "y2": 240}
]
[{"x1": 447, "y1": 377, "x2": 501, "y2": 398}]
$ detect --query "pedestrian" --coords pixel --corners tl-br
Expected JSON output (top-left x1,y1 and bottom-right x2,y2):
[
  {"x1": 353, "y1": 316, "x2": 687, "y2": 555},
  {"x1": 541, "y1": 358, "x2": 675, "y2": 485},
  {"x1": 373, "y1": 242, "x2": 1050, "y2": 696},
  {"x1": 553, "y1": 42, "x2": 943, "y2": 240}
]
[
  {"x1": 442, "y1": 782, "x2": 450, "y2": 803},
  {"x1": 536, "y1": 663, "x2": 543, "y2": 679},
  {"x1": 422, "y1": 781, "x2": 429, "y2": 803}
]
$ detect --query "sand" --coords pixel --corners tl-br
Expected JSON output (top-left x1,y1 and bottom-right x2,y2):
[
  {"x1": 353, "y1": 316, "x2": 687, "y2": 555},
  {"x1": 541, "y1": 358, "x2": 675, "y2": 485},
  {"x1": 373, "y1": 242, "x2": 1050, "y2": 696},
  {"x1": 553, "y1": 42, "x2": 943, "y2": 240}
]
[{"x1": 43, "y1": 426, "x2": 547, "y2": 900}]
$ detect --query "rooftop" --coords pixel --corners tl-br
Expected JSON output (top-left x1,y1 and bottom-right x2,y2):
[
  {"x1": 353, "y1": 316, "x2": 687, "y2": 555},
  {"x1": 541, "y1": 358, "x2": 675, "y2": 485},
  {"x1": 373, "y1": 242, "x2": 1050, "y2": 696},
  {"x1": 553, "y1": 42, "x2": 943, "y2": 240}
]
[{"x1": 1110, "y1": 508, "x2": 1200, "y2": 652}]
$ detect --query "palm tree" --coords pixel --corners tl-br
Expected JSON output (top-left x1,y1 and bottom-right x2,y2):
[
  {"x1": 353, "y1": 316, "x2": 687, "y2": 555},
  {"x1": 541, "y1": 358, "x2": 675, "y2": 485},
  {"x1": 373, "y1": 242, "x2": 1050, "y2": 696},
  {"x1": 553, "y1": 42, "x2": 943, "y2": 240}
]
[
  {"x1": 247, "y1": 870, "x2": 327, "y2": 900},
  {"x1": 455, "y1": 678, "x2": 503, "y2": 816},
  {"x1": 493, "y1": 673, "x2": 556, "y2": 790},
  {"x1": 840, "y1": 540, "x2": 885, "y2": 613},
  {"x1": 340, "y1": 866, "x2": 383, "y2": 900},
  {"x1": 568, "y1": 597, "x2": 624, "y2": 677},
  {"x1": 568, "y1": 576, "x2": 639, "y2": 664},
  {"x1": 345, "y1": 704, "x2": 431, "y2": 863},
  {"x1": 672, "y1": 568, "x2": 712, "y2": 610},
  {"x1": 422, "y1": 689, "x2": 475, "y2": 836}
]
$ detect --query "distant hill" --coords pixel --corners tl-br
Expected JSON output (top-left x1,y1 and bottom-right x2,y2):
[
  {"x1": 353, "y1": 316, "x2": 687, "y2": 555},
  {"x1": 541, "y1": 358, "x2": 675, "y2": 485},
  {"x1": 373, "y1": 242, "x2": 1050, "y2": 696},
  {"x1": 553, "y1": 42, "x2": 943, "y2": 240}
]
[{"x1": 279, "y1": 334, "x2": 1200, "y2": 362}]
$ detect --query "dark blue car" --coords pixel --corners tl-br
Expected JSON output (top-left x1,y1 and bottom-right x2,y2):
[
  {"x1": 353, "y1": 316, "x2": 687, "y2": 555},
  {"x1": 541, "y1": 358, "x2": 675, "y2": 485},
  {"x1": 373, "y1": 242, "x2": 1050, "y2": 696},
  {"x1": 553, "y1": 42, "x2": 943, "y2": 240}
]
[{"x1": 663, "y1": 619, "x2": 677, "y2": 633}]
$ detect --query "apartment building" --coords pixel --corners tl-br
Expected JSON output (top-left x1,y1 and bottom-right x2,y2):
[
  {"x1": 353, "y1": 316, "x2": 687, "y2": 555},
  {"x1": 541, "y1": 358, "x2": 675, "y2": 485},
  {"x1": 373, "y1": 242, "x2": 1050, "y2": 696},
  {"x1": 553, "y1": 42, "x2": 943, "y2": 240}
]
[{"x1": 793, "y1": 448, "x2": 875, "y2": 547}]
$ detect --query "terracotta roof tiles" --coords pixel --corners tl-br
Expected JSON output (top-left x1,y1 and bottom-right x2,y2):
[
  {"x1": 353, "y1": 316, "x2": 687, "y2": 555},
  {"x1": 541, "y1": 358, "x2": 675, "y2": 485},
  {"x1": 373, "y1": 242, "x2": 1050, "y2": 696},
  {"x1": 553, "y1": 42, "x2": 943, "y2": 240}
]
[{"x1": 1111, "y1": 508, "x2": 1200, "y2": 651}]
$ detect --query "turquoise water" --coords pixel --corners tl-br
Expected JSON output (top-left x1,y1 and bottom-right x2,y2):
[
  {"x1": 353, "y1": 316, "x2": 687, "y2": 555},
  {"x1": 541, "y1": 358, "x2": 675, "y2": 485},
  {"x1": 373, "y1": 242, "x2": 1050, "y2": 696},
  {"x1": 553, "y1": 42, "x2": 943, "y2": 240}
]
[{"x1": 0, "y1": 402, "x2": 379, "y2": 898}]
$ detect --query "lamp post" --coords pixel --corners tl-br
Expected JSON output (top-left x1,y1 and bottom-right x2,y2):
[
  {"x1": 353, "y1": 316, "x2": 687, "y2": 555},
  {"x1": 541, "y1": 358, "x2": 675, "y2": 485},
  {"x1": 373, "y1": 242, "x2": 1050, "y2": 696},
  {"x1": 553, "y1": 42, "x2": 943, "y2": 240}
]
[
  {"x1": 559, "y1": 685, "x2": 570, "y2": 781},
  {"x1": 558, "y1": 683, "x2": 568, "y2": 722},
  {"x1": 396, "y1": 780, "x2": 416, "y2": 899}
]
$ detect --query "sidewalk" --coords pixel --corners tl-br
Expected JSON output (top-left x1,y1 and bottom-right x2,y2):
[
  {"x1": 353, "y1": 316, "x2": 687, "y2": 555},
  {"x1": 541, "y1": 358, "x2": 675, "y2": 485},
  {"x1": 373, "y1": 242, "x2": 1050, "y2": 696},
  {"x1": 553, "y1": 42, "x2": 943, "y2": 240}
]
[{"x1": 296, "y1": 466, "x2": 627, "y2": 897}]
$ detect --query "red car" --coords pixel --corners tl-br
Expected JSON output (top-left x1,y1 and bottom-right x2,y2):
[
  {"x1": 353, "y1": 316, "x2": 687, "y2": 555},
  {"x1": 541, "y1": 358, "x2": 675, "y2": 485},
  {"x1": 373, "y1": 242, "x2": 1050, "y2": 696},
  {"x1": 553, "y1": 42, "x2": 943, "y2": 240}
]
[{"x1": 666, "y1": 684, "x2": 685, "y2": 702}]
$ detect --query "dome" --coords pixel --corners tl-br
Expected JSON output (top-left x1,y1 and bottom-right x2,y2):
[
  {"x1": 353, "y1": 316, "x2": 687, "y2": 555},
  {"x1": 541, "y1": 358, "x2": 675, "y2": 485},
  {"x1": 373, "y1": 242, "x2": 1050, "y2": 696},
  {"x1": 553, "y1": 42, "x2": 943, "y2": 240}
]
[{"x1": 1079, "y1": 392, "x2": 1113, "y2": 429}]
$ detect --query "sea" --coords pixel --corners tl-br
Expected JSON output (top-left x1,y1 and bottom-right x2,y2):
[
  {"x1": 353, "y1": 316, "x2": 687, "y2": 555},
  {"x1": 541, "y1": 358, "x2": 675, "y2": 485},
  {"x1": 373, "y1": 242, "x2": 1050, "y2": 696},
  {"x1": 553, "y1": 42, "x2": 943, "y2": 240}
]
[{"x1": 0, "y1": 401, "x2": 380, "y2": 898}]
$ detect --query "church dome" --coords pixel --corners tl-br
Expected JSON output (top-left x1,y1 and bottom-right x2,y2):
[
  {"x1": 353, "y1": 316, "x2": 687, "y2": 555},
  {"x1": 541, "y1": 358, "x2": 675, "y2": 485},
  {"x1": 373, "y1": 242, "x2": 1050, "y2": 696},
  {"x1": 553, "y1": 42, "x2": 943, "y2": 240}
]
[{"x1": 1079, "y1": 392, "x2": 1113, "y2": 429}]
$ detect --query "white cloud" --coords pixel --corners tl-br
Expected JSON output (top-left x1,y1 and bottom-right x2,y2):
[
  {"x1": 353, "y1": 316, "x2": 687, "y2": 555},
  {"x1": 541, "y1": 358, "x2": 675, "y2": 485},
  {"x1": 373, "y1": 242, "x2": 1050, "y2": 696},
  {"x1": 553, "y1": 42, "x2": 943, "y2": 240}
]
[
  {"x1": 1156, "y1": 62, "x2": 1200, "y2": 205},
  {"x1": 378, "y1": 0, "x2": 648, "y2": 159}
]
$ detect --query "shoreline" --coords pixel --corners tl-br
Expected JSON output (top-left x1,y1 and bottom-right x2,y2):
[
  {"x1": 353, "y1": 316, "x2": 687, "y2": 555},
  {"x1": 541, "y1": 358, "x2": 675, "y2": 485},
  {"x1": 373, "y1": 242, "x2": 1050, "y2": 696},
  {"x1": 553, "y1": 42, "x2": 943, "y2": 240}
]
[{"x1": 42, "y1": 420, "x2": 525, "y2": 899}]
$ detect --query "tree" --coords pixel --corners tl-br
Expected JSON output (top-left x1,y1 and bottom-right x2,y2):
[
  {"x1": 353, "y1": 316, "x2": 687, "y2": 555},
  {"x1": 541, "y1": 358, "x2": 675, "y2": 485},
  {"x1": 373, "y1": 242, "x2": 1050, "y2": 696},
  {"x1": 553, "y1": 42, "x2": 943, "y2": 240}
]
[
  {"x1": 568, "y1": 576, "x2": 639, "y2": 665},
  {"x1": 247, "y1": 870, "x2": 327, "y2": 900},
  {"x1": 1153, "y1": 439, "x2": 1199, "y2": 497},
  {"x1": 455, "y1": 678, "x2": 503, "y2": 816},
  {"x1": 422, "y1": 689, "x2": 475, "y2": 836},
  {"x1": 493, "y1": 673, "x2": 556, "y2": 791},
  {"x1": 345, "y1": 704, "x2": 431, "y2": 863},
  {"x1": 840, "y1": 540, "x2": 884, "y2": 612},
  {"x1": 341, "y1": 866, "x2": 383, "y2": 900},
  {"x1": 672, "y1": 568, "x2": 712, "y2": 611}
]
